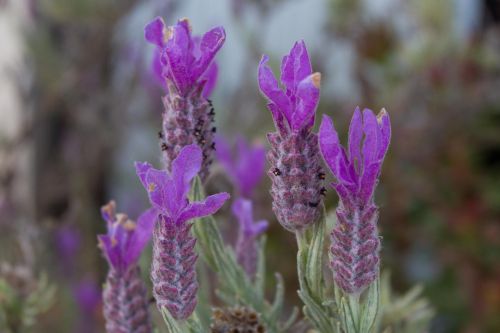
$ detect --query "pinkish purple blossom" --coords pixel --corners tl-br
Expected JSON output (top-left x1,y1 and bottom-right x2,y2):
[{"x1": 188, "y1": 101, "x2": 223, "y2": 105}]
[
  {"x1": 98, "y1": 201, "x2": 155, "y2": 333},
  {"x1": 258, "y1": 41, "x2": 325, "y2": 231},
  {"x1": 319, "y1": 107, "x2": 391, "y2": 294},
  {"x1": 215, "y1": 135, "x2": 266, "y2": 198},
  {"x1": 135, "y1": 144, "x2": 230, "y2": 320},
  {"x1": 232, "y1": 198, "x2": 268, "y2": 278},
  {"x1": 145, "y1": 17, "x2": 225, "y2": 180},
  {"x1": 145, "y1": 17, "x2": 224, "y2": 97}
]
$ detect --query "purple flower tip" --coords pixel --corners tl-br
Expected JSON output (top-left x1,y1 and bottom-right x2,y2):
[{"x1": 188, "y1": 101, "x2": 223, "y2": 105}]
[
  {"x1": 232, "y1": 198, "x2": 268, "y2": 237},
  {"x1": 258, "y1": 40, "x2": 321, "y2": 134},
  {"x1": 215, "y1": 135, "x2": 266, "y2": 198},
  {"x1": 135, "y1": 144, "x2": 230, "y2": 225},
  {"x1": 145, "y1": 17, "x2": 225, "y2": 96},
  {"x1": 319, "y1": 108, "x2": 391, "y2": 209},
  {"x1": 97, "y1": 201, "x2": 156, "y2": 273}
]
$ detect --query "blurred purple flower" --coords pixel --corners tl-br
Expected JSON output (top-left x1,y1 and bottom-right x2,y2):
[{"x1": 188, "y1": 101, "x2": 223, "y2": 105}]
[
  {"x1": 98, "y1": 201, "x2": 156, "y2": 273},
  {"x1": 215, "y1": 135, "x2": 266, "y2": 198},
  {"x1": 319, "y1": 108, "x2": 391, "y2": 294},
  {"x1": 72, "y1": 278, "x2": 101, "y2": 333},
  {"x1": 258, "y1": 41, "x2": 325, "y2": 231},
  {"x1": 145, "y1": 17, "x2": 224, "y2": 97},
  {"x1": 232, "y1": 198, "x2": 268, "y2": 278},
  {"x1": 55, "y1": 225, "x2": 81, "y2": 275},
  {"x1": 136, "y1": 144, "x2": 230, "y2": 319},
  {"x1": 98, "y1": 201, "x2": 154, "y2": 332}
]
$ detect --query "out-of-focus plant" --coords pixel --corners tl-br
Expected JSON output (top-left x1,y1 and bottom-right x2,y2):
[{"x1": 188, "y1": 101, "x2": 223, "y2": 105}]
[{"x1": 0, "y1": 265, "x2": 55, "y2": 333}]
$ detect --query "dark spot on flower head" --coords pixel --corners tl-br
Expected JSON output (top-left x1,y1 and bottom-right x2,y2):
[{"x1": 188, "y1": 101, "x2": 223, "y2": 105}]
[
  {"x1": 207, "y1": 99, "x2": 213, "y2": 106},
  {"x1": 161, "y1": 143, "x2": 168, "y2": 151},
  {"x1": 308, "y1": 201, "x2": 319, "y2": 208},
  {"x1": 211, "y1": 142, "x2": 216, "y2": 150},
  {"x1": 197, "y1": 118, "x2": 204, "y2": 126},
  {"x1": 202, "y1": 152, "x2": 208, "y2": 160},
  {"x1": 199, "y1": 137, "x2": 206, "y2": 145},
  {"x1": 158, "y1": 131, "x2": 163, "y2": 139},
  {"x1": 211, "y1": 126, "x2": 216, "y2": 133},
  {"x1": 149, "y1": 297, "x2": 156, "y2": 304},
  {"x1": 318, "y1": 172, "x2": 325, "y2": 180},
  {"x1": 272, "y1": 168, "x2": 281, "y2": 176},
  {"x1": 320, "y1": 187, "x2": 327, "y2": 196},
  {"x1": 209, "y1": 108, "x2": 215, "y2": 116}
]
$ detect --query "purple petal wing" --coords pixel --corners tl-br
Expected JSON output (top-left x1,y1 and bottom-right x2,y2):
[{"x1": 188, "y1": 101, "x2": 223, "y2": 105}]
[
  {"x1": 361, "y1": 109, "x2": 379, "y2": 169},
  {"x1": 164, "y1": 21, "x2": 193, "y2": 94},
  {"x1": 177, "y1": 192, "x2": 230, "y2": 224},
  {"x1": 145, "y1": 17, "x2": 167, "y2": 47},
  {"x1": 348, "y1": 107, "x2": 363, "y2": 172},
  {"x1": 124, "y1": 208, "x2": 158, "y2": 267},
  {"x1": 258, "y1": 55, "x2": 292, "y2": 125},
  {"x1": 359, "y1": 161, "x2": 382, "y2": 205},
  {"x1": 98, "y1": 235, "x2": 121, "y2": 271},
  {"x1": 376, "y1": 109, "x2": 391, "y2": 161},
  {"x1": 280, "y1": 40, "x2": 312, "y2": 93},
  {"x1": 293, "y1": 72, "x2": 320, "y2": 131},
  {"x1": 232, "y1": 198, "x2": 253, "y2": 231},
  {"x1": 238, "y1": 139, "x2": 266, "y2": 197},
  {"x1": 144, "y1": 167, "x2": 175, "y2": 213},
  {"x1": 319, "y1": 115, "x2": 342, "y2": 177},
  {"x1": 252, "y1": 220, "x2": 269, "y2": 236},
  {"x1": 192, "y1": 26, "x2": 226, "y2": 82},
  {"x1": 135, "y1": 161, "x2": 153, "y2": 189},
  {"x1": 171, "y1": 144, "x2": 202, "y2": 203}
]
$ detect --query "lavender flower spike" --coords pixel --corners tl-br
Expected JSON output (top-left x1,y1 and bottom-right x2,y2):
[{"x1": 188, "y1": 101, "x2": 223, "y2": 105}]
[
  {"x1": 232, "y1": 198, "x2": 268, "y2": 278},
  {"x1": 258, "y1": 40, "x2": 324, "y2": 231},
  {"x1": 98, "y1": 201, "x2": 156, "y2": 333},
  {"x1": 135, "y1": 144, "x2": 230, "y2": 320},
  {"x1": 319, "y1": 108, "x2": 391, "y2": 294},
  {"x1": 215, "y1": 135, "x2": 266, "y2": 198},
  {"x1": 145, "y1": 17, "x2": 226, "y2": 180}
]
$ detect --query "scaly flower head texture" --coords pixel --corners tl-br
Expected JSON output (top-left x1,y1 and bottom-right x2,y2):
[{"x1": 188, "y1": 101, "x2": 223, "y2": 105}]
[
  {"x1": 145, "y1": 17, "x2": 224, "y2": 97},
  {"x1": 215, "y1": 135, "x2": 266, "y2": 198},
  {"x1": 136, "y1": 144, "x2": 230, "y2": 319},
  {"x1": 319, "y1": 107, "x2": 391, "y2": 294},
  {"x1": 232, "y1": 198, "x2": 268, "y2": 277},
  {"x1": 98, "y1": 201, "x2": 156, "y2": 274},
  {"x1": 258, "y1": 41, "x2": 325, "y2": 231},
  {"x1": 98, "y1": 201, "x2": 155, "y2": 333}
]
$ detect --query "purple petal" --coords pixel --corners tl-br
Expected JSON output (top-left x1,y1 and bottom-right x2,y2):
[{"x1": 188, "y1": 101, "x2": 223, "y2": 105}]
[
  {"x1": 124, "y1": 208, "x2": 157, "y2": 267},
  {"x1": 267, "y1": 103, "x2": 287, "y2": 135},
  {"x1": 237, "y1": 139, "x2": 266, "y2": 197},
  {"x1": 145, "y1": 17, "x2": 167, "y2": 47},
  {"x1": 151, "y1": 49, "x2": 166, "y2": 88},
  {"x1": 98, "y1": 235, "x2": 120, "y2": 270},
  {"x1": 232, "y1": 198, "x2": 253, "y2": 231},
  {"x1": 135, "y1": 161, "x2": 153, "y2": 189},
  {"x1": 144, "y1": 168, "x2": 176, "y2": 213},
  {"x1": 319, "y1": 115, "x2": 342, "y2": 177},
  {"x1": 252, "y1": 220, "x2": 269, "y2": 236},
  {"x1": 192, "y1": 26, "x2": 226, "y2": 82},
  {"x1": 202, "y1": 61, "x2": 218, "y2": 98},
  {"x1": 348, "y1": 107, "x2": 363, "y2": 173},
  {"x1": 172, "y1": 144, "x2": 202, "y2": 203},
  {"x1": 177, "y1": 192, "x2": 230, "y2": 224},
  {"x1": 376, "y1": 108, "x2": 391, "y2": 161},
  {"x1": 361, "y1": 109, "x2": 379, "y2": 170},
  {"x1": 258, "y1": 55, "x2": 292, "y2": 125},
  {"x1": 280, "y1": 40, "x2": 312, "y2": 93},
  {"x1": 292, "y1": 72, "x2": 320, "y2": 131},
  {"x1": 164, "y1": 21, "x2": 194, "y2": 94},
  {"x1": 359, "y1": 161, "x2": 382, "y2": 205}
]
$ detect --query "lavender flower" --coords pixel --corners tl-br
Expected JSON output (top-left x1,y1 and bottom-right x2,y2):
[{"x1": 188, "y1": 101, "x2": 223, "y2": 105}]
[
  {"x1": 318, "y1": 108, "x2": 391, "y2": 294},
  {"x1": 258, "y1": 40, "x2": 324, "y2": 232},
  {"x1": 215, "y1": 135, "x2": 266, "y2": 198},
  {"x1": 135, "y1": 144, "x2": 230, "y2": 320},
  {"x1": 232, "y1": 198, "x2": 268, "y2": 278},
  {"x1": 98, "y1": 201, "x2": 156, "y2": 333},
  {"x1": 145, "y1": 17, "x2": 226, "y2": 180}
]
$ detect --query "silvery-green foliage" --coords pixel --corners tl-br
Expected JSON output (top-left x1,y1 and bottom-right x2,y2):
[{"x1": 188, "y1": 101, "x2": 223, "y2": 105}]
[
  {"x1": 0, "y1": 272, "x2": 55, "y2": 333},
  {"x1": 189, "y1": 176, "x2": 297, "y2": 333},
  {"x1": 377, "y1": 272, "x2": 434, "y2": 333}
]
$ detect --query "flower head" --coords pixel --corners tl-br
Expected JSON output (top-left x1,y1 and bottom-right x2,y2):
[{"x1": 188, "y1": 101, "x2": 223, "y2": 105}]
[
  {"x1": 215, "y1": 135, "x2": 266, "y2": 197},
  {"x1": 98, "y1": 201, "x2": 156, "y2": 273},
  {"x1": 258, "y1": 40, "x2": 321, "y2": 135},
  {"x1": 135, "y1": 144, "x2": 230, "y2": 225},
  {"x1": 319, "y1": 108, "x2": 391, "y2": 209},
  {"x1": 145, "y1": 17, "x2": 225, "y2": 96}
]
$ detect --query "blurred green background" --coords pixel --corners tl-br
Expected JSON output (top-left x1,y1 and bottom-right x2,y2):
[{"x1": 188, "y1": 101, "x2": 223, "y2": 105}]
[{"x1": 0, "y1": 0, "x2": 499, "y2": 332}]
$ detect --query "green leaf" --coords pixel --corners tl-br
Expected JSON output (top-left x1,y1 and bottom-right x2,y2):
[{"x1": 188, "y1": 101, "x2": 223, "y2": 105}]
[
  {"x1": 359, "y1": 278, "x2": 380, "y2": 333},
  {"x1": 160, "y1": 308, "x2": 185, "y2": 333}
]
